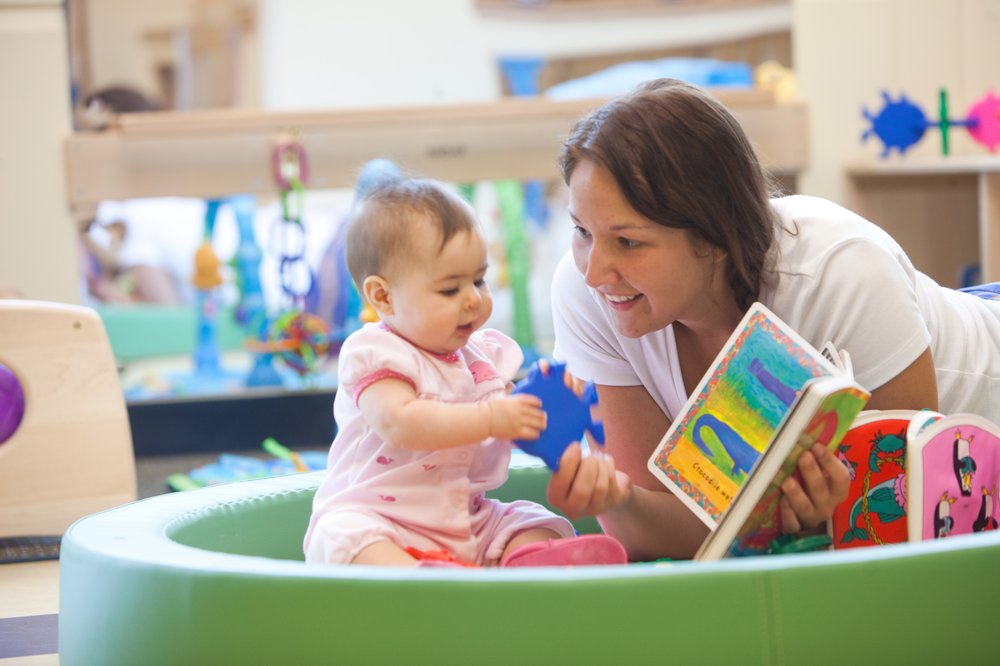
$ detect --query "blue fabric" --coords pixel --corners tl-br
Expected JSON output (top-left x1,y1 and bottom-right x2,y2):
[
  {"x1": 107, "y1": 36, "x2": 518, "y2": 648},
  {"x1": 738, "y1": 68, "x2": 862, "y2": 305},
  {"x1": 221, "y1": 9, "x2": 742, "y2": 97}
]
[
  {"x1": 959, "y1": 281, "x2": 1000, "y2": 300},
  {"x1": 546, "y1": 57, "x2": 753, "y2": 101}
]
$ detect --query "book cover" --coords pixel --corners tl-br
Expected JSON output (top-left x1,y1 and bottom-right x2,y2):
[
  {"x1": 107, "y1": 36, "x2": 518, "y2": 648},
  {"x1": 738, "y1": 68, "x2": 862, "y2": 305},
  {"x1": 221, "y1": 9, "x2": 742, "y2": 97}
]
[
  {"x1": 906, "y1": 413, "x2": 1000, "y2": 541},
  {"x1": 647, "y1": 302, "x2": 852, "y2": 529},
  {"x1": 829, "y1": 410, "x2": 922, "y2": 550}
]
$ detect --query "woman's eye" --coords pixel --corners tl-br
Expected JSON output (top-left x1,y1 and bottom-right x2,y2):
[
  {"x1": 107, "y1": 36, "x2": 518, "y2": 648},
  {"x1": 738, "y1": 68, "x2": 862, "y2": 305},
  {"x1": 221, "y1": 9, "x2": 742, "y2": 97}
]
[
  {"x1": 440, "y1": 288, "x2": 459, "y2": 297},
  {"x1": 618, "y1": 237, "x2": 640, "y2": 249},
  {"x1": 473, "y1": 278, "x2": 486, "y2": 288},
  {"x1": 573, "y1": 225, "x2": 591, "y2": 239}
]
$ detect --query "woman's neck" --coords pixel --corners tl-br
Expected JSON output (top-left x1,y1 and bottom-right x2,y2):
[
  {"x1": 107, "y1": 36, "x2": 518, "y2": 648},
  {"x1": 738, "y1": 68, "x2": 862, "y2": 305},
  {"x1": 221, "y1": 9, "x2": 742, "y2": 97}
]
[{"x1": 673, "y1": 300, "x2": 744, "y2": 395}]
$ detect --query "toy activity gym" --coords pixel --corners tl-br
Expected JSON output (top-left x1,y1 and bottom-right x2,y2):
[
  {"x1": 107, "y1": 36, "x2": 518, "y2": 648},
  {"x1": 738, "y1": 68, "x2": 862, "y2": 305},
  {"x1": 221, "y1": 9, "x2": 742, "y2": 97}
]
[{"x1": 3, "y1": 1, "x2": 1000, "y2": 664}]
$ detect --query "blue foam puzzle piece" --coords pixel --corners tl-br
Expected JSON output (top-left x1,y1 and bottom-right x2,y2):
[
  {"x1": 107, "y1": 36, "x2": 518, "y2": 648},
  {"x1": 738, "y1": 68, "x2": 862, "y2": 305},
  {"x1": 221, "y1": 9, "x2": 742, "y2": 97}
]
[{"x1": 510, "y1": 361, "x2": 603, "y2": 471}]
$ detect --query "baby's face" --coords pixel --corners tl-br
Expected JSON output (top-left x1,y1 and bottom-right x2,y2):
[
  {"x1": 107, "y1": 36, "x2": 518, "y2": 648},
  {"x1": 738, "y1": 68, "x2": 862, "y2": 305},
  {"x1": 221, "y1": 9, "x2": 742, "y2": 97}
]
[{"x1": 383, "y1": 224, "x2": 492, "y2": 355}]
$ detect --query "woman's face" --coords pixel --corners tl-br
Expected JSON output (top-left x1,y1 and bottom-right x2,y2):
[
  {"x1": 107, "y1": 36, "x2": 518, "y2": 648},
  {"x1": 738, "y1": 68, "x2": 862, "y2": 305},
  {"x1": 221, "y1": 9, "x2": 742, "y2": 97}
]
[{"x1": 567, "y1": 159, "x2": 725, "y2": 338}]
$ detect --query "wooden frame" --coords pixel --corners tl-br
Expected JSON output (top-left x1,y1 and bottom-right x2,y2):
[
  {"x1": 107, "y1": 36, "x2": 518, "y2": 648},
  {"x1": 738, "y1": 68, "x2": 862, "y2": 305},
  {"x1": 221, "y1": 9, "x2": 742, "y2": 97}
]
[
  {"x1": 64, "y1": 91, "x2": 807, "y2": 220},
  {"x1": 475, "y1": 0, "x2": 789, "y2": 18}
]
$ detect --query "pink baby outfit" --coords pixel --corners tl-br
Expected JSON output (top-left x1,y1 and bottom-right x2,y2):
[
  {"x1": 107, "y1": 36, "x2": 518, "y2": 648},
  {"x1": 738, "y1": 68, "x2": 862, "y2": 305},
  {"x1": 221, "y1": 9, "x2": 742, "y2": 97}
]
[{"x1": 303, "y1": 322, "x2": 574, "y2": 565}]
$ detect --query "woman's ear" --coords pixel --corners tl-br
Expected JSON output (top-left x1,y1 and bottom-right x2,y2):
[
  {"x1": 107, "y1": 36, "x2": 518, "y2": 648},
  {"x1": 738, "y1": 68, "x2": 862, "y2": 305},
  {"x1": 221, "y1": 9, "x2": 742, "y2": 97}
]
[{"x1": 363, "y1": 276, "x2": 393, "y2": 317}]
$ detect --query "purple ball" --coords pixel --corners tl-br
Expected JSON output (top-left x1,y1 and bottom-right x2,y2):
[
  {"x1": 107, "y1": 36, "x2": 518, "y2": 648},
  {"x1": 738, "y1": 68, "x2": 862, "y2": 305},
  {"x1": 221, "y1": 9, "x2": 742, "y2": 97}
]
[{"x1": 0, "y1": 362, "x2": 25, "y2": 445}]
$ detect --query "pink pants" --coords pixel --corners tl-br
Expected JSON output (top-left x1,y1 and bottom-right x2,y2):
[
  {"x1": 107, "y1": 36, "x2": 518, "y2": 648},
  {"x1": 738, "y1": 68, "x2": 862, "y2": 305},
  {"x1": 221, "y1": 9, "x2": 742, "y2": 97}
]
[{"x1": 305, "y1": 498, "x2": 575, "y2": 566}]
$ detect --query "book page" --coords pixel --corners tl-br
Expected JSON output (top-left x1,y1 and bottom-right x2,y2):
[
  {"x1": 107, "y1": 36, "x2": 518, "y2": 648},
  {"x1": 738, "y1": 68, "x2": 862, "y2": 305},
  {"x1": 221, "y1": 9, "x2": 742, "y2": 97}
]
[
  {"x1": 819, "y1": 341, "x2": 843, "y2": 371},
  {"x1": 647, "y1": 303, "x2": 840, "y2": 527}
]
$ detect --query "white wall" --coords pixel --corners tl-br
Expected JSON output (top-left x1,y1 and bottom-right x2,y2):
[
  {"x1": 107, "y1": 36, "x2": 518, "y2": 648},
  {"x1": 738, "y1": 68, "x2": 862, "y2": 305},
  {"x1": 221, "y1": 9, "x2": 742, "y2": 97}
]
[
  {"x1": 259, "y1": 0, "x2": 499, "y2": 110},
  {"x1": 0, "y1": 1, "x2": 78, "y2": 303},
  {"x1": 794, "y1": 0, "x2": 1000, "y2": 202},
  {"x1": 258, "y1": 0, "x2": 792, "y2": 110}
]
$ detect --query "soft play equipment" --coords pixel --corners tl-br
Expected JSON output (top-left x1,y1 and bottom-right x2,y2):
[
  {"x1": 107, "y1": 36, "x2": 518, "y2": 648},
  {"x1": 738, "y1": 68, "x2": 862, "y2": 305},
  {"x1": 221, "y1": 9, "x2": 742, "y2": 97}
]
[
  {"x1": 0, "y1": 300, "x2": 135, "y2": 538},
  {"x1": 60, "y1": 455, "x2": 1000, "y2": 665}
]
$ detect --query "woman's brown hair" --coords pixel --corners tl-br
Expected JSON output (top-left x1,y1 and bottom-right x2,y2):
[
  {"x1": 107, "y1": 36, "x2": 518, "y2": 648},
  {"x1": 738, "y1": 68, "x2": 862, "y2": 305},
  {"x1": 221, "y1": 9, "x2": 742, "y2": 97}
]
[{"x1": 559, "y1": 78, "x2": 779, "y2": 311}]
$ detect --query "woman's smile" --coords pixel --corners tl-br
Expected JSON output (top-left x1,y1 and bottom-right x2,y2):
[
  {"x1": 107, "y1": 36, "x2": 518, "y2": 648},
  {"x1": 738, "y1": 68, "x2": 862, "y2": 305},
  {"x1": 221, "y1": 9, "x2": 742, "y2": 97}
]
[{"x1": 603, "y1": 292, "x2": 642, "y2": 308}]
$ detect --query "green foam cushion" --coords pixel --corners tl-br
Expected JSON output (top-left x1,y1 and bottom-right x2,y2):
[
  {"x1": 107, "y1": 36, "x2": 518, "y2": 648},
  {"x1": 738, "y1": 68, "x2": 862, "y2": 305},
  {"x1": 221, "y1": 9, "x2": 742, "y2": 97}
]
[
  {"x1": 59, "y1": 460, "x2": 1000, "y2": 665},
  {"x1": 96, "y1": 303, "x2": 247, "y2": 363}
]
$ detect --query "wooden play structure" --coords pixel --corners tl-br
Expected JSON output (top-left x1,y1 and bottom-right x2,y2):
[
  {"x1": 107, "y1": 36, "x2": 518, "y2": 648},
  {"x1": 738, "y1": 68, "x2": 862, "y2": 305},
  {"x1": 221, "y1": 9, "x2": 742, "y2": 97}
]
[{"x1": 0, "y1": 300, "x2": 136, "y2": 537}]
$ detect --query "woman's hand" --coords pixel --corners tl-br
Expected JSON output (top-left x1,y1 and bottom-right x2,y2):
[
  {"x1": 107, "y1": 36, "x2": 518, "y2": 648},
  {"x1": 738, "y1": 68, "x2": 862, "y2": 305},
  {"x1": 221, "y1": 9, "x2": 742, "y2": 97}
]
[
  {"x1": 547, "y1": 442, "x2": 632, "y2": 521},
  {"x1": 778, "y1": 442, "x2": 851, "y2": 533}
]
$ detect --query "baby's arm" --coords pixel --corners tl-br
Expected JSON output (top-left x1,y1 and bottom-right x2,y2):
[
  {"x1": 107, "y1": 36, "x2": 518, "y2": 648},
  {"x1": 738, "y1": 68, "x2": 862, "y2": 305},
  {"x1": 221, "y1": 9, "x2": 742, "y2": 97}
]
[{"x1": 357, "y1": 376, "x2": 547, "y2": 451}]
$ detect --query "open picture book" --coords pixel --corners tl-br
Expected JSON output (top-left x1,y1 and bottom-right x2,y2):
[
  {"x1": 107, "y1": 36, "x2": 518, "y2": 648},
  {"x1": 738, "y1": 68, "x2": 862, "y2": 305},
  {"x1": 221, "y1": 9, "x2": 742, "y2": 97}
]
[{"x1": 646, "y1": 302, "x2": 870, "y2": 560}]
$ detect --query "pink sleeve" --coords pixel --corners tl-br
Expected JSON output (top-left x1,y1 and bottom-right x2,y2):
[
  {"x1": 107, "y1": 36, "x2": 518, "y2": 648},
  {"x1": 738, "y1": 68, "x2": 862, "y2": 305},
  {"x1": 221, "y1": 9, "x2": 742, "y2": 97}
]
[
  {"x1": 472, "y1": 328, "x2": 523, "y2": 383},
  {"x1": 339, "y1": 325, "x2": 420, "y2": 405}
]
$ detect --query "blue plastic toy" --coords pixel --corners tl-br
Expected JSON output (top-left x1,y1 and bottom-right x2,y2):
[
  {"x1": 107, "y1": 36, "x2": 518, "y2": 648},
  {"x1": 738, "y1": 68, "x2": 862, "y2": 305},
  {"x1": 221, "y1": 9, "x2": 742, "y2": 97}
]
[
  {"x1": 166, "y1": 437, "x2": 327, "y2": 491},
  {"x1": 862, "y1": 88, "x2": 1000, "y2": 157},
  {"x1": 511, "y1": 361, "x2": 604, "y2": 471},
  {"x1": 862, "y1": 91, "x2": 931, "y2": 156}
]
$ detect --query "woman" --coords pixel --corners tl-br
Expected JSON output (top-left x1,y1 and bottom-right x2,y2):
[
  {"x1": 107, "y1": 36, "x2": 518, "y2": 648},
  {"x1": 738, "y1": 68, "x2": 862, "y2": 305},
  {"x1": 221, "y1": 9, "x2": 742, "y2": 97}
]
[{"x1": 545, "y1": 78, "x2": 1000, "y2": 561}]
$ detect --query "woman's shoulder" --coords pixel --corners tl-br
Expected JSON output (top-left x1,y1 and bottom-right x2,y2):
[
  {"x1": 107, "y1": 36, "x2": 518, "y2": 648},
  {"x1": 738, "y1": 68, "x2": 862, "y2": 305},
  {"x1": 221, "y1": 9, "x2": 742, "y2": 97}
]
[
  {"x1": 769, "y1": 194, "x2": 907, "y2": 266},
  {"x1": 770, "y1": 194, "x2": 849, "y2": 217},
  {"x1": 771, "y1": 195, "x2": 897, "y2": 243}
]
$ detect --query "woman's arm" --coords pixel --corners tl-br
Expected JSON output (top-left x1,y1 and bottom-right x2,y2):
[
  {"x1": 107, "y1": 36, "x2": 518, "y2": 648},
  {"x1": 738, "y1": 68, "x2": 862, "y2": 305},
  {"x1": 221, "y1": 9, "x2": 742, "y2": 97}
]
[
  {"x1": 547, "y1": 383, "x2": 710, "y2": 560},
  {"x1": 864, "y1": 347, "x2": 938, "y2": 411},
  {"x1": 357, "y1": 377, "x2": 546, "y2": 451}
]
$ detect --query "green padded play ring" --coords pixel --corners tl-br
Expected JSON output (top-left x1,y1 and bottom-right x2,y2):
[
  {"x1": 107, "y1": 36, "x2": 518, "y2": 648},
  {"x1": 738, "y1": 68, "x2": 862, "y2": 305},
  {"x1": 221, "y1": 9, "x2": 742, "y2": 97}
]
[{"x1": 59, "y1": 458, "x2": 1000, "y2": 665}]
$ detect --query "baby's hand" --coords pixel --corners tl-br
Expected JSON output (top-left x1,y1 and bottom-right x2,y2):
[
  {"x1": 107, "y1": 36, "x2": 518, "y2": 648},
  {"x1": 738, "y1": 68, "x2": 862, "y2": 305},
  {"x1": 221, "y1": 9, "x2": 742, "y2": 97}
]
[{"x1": 487, "y1": 394, "x2": 547, "y2": 441}]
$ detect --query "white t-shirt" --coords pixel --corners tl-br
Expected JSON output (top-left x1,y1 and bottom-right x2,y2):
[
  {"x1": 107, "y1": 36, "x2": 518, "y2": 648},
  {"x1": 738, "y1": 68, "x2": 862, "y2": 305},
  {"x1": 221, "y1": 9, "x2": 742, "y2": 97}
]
[{"x1": 552, "y1": 195, "x2": 1000, "y2": 421}]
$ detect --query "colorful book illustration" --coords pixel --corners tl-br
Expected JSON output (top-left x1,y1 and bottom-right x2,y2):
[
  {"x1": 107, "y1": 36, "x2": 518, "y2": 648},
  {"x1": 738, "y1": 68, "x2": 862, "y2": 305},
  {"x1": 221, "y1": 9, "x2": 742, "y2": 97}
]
[
  {"x1": 645, "y1": 302, "x2": 870, "y2": 560},
  {"x1": 696, "y1": 382, "x2": 870, "y2": 560},
  {"x1": 830, "y1": 409, "x2": 921, "y2": 550},
  {"x1": 907, "y1": 413, "x2": 1000, "y2": 541}
]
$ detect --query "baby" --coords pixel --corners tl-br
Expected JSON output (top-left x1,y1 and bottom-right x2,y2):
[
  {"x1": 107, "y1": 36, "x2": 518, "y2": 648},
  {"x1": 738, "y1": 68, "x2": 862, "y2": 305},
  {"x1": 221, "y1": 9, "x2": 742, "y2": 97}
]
[{"x1": 303, "y1": 176, "x2": 625, "y2": 567}]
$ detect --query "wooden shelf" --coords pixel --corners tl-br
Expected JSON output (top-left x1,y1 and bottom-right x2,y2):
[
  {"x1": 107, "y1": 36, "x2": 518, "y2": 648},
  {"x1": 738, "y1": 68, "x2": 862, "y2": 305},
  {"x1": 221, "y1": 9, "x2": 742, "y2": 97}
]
[
  {"x1": 475, "y1": 0, "x2": 788, "y2": 19},
  {"x1": 847, "y1": 156, "x2": 1000, "y2": 284},
  {"x1": 64, "y1": 91, "x2": 807, "y2": 215},
  {"x1": 847, "y1": 154, "x2": 1000, "y2": 177}
]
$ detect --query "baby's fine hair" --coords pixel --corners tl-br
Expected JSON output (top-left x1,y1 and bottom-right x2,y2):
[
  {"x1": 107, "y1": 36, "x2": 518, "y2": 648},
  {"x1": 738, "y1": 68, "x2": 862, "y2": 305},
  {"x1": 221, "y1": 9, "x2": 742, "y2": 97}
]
[
  {"x1": 559, "y1": 78, "x2": 778, "y2": 312},
  {"x1": 345, "y1": 177, "x2": 479, "y2": 289}
]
